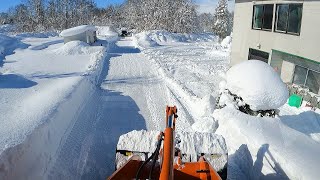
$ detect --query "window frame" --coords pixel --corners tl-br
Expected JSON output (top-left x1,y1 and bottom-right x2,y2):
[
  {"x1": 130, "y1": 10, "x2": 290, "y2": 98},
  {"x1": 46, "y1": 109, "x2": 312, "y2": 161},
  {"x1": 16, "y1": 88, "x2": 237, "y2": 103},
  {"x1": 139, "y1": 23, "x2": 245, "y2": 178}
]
[
  {"x1": 252, "y1": 4, "x2": 274, "y2": 31},
  {"x1": 292, "y1": 65, "x2": 320, "y2": 94},
  {"x1": 274, "y1": 3, "x2": 303, "y2": 36}
]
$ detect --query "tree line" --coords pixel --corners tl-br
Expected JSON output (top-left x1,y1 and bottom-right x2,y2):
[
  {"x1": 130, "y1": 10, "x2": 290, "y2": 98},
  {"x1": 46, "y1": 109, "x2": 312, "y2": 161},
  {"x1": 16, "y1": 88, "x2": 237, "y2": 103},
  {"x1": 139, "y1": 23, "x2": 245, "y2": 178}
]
[{"x1": 0, "y1": 0, "x2": 233, "y2": 38}]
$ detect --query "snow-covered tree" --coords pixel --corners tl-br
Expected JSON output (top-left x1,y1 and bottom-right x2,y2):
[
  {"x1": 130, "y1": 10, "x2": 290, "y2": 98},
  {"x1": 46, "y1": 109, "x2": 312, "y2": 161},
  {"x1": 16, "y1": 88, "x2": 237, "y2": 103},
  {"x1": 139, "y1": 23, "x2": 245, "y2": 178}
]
[
  {"x1": 199, "y1": 13, "x2": 214, "y2": 32},
  {"x1": 3, "y1": 0, "x2": 205, "y2": 33},
  {"x1": 121, "y1": 0, "x2": 199, "y2": 33},
  {"x1": 213, "y1": 0, "x2": 230, "y2": 38}
]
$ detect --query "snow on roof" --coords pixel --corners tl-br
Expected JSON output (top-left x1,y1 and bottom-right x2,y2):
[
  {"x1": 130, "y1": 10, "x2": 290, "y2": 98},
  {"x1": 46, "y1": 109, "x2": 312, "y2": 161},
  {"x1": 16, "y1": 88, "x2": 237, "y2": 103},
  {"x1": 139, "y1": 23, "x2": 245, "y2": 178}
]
[
  {"x1": 60, "y1": 25, "x2": 97, "y2": 37},
  {"x1": 226, "y1": 60, "x2": 289, "y2": 110}
]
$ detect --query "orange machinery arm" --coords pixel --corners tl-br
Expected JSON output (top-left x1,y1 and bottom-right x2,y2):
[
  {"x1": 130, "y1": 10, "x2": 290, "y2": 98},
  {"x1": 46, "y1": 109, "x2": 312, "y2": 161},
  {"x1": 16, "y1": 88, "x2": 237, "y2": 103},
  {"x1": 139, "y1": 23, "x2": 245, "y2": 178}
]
[
  {"x1": 108, "y1": 106, "x2": 222, "y2": 180},
  {"x1": 159, "y1": 106, "x2": 177, "y2": 180}
]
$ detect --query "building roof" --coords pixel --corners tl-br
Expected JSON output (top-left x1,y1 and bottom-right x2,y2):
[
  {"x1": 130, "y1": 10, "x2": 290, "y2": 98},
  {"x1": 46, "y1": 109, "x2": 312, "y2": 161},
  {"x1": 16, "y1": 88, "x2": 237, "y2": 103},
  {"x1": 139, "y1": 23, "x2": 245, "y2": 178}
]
[{"x1": 60, "y1": 25, "x2": 97, "y2": 37}]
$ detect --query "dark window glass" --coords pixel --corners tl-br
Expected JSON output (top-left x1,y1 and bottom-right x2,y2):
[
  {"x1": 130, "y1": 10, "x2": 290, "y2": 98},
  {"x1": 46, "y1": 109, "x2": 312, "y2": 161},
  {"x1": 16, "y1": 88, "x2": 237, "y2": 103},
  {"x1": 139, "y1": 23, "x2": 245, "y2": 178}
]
[
  {"x1": 306, "y1": 70, "x2": 320, "y2": 94},
  {"x1": 248, "y1": 48, "x2": 269, "y2": 63},
  {"x1": 276, "y1": 4, "x2": 289, "y2": 32},
  {"x1": 275, "y1": 4, "x2": 303, "y2": 34},
  {"x1": 262, "y1": 4, "x2": 274, "y2": 30},
  {"x1": 293, "y1": 65, "x2": 307, "y2": 86},
  {"x1": 253, "y1": 5, "x2": 263, "y2": 29},
  {"x1": 288, "y1": 4, "x2": 303, "y2": 34}
]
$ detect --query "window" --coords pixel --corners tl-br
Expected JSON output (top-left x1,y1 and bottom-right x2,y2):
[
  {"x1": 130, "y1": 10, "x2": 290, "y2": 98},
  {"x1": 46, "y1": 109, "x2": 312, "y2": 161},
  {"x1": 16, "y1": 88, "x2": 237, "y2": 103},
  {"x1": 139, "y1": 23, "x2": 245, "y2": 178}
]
[
  {"x1": 275, "y1": 4, "x2": 303, "y2": 35},
  {"x1": 292, "y1": 65, "x2": 307, "y2": 85},
  {"x1": 252, "y1": 4, "x2": 274, "y2": 30},
  {"x1": 306, "y1": 71, "x2": 320, "y2": 94},
  {"x1": 293, "y1": 65, "x2": 320, "y2": 94},
  {"x1": 248, "y1": 48, "x2": 269, "y2": 63}
]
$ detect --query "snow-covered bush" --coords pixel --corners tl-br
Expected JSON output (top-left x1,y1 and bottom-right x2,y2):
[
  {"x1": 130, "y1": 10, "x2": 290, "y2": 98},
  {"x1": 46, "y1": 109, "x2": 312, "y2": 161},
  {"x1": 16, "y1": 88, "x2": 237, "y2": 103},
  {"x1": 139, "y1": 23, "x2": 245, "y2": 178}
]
[
  {"x1": 216, "y1": 60, "x2": 289, "y2": 117},
  {"x1": 220, "y1": 34, "x2": 232, "y2": 50}
]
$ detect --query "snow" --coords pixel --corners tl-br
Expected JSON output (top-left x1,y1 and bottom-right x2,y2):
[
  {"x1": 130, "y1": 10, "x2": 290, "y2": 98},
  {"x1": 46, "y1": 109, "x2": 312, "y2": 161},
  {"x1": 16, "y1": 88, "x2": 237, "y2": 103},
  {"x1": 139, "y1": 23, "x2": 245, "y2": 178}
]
[
  {"x1": 0, "y1": 31, "x2": 107, "y2": 179},
  {"x1": 15, "y1": 32, "x2": 58, "y2": 39},
  {"x1": 96, "y1": 26, "x2": 118, "y2": 37},
  {"x1": 136, "y1": 30, "x2": 217, "y2": 44},
  {"x1": 60, "y1": 25, "x2": 97, "y2": 37},
  {"x1": 53, "y1": 40, "x2": 103, "y2": 55},
  {"x1": 0, "y1": 34, "x2": 29, "y2": 67},
  {"x1": 133, "y1": 32, "x2": 159, "y2": 49},
  {"x1": 117, "y1": 130, "x2": 227, "y2": 172},
  {"x1": 0, "y1": 24, "x2": 16, "y2": 34},
  {"x1": 279, "y1": 104, "x2": 320, "y2": 143},
  {"x1": 0, "y1": 29, "x2": 319, "y2": 180},
  {"x1": 220, "y1": 34, "x2": 232, "y2": 50},
  {"x1": 226, "y1": 60, "x2": 289, "y2": 110},
  {"x1": 191, "y1": 116, "x2": 218, "y2": 133},
  {"x1": 214, "y1": 106, "x2": 320, "y2": 179}
]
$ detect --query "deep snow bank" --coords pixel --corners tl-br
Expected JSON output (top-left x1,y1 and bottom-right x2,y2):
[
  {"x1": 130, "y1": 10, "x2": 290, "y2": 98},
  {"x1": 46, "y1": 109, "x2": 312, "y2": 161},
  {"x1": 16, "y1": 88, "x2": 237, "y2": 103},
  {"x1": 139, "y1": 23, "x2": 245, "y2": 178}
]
[
  {"x1": 133, "y1": 30, "x2": 218, "y2": 48},
  {"x1": 226, "y1": 60, "x2": 288, "y2": 110},
  {"x1": 145, "y1": 30, "x2": 217, "y2": 43},
  {"x1": 16, "y1": 32, "x2": 58, "y2": 39},
  {"x1": 0, "y1": 34, "x2": 29, "y2": 66},
  {"x1": 133, "y1": 32, "x2": 159, "y2": 49},
  {"x1": 0, "y1": 37, "x2": 107, "y2": 179},
  {"x1": 214, "y1": 107, "x2": 320, "y2": 179},
  {"x1": 96, "y1": 26, "x2": 118, "y2": 37},
  {"x1": 54, "y1": 41, "x2": 92, "y2": 55}
]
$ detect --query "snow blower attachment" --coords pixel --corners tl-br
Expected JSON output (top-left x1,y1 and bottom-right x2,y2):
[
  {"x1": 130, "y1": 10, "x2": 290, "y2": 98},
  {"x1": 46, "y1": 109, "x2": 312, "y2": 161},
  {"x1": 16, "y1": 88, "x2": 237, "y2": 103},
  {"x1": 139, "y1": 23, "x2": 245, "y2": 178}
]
[{"x1": 109, "y1": 106, "x2": 228, "y2": 180}]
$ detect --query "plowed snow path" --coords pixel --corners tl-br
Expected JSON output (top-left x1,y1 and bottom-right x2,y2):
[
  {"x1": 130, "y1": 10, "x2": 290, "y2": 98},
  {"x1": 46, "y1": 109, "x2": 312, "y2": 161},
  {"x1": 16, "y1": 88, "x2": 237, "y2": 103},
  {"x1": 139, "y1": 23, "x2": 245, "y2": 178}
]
[{"x1": 46, "y1": 38, "x2": 193, "y2": 179}]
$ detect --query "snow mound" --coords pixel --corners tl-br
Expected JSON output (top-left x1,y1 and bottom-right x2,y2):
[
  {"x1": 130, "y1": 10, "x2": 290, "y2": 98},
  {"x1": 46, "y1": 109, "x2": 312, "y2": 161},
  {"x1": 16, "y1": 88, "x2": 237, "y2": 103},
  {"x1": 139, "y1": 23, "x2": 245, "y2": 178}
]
[
  {"x1": 214, "y1": 107, "x2": 320, "y2": 179},
  {"x1": 96, "y1": 26, "x2": 118, "y2": 37},
  {"x1": 226, "y1": 60, "x2": 288, "y2": 110},
  {"x1": 142, "y1": 30, "x2": 217, "y2": 44},
  {"x1": 133, "y1": 32, "x2": 159, "y2": 49},
  {"x1": 60, "y1": 25, "x2": 96, "y2": 37},
  {"x1": 53, "y1": 41, "x2": 92, "y2": 55},
  {"x1": 16, "y1": 32, "x2": 58, "y2": 38},
  {"x1": 192, "y1": 116, "x2": 218, "y2": 133},
  {"x1": 0, "y1": 34, "x2": 29, "y2": 65},
  {"x1": 220, "y1": 35, "x2": 232, "y2": 49},
  {"x1": 0, "y1": 24, "x2": 15, "y2": 34}
]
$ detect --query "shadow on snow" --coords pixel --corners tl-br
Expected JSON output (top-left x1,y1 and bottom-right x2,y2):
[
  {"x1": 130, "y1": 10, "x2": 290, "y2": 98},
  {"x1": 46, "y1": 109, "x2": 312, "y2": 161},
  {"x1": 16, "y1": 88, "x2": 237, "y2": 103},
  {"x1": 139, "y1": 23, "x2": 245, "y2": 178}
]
[
  {"x1": 0, "y1": 74, "x2": 37, "y2": 89},
  {"x1": 228, "y1": 144, "x2": 289, "y2": 180},
  {"x1": 280, "y1": 111, "x2": 320, "y2": 138},
  {"x1": 47, "y1": 42, "x2": 147, "y2": 180}
]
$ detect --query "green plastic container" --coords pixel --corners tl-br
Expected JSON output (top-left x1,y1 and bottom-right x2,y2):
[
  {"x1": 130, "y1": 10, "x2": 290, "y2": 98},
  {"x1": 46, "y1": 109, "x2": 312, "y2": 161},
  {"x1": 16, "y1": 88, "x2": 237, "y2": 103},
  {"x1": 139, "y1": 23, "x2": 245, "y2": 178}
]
[{"x1": 288, "y1": 94, "x2": 302, "y2": 108}]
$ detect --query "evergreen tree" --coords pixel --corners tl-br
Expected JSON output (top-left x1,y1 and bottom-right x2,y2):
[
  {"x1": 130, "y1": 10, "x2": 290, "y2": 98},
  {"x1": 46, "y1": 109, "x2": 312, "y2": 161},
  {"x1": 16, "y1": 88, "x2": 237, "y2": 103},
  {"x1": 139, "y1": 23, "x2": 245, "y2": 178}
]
[{"x1": 213, "y1": 0, "x2": 230, "y2": 39}]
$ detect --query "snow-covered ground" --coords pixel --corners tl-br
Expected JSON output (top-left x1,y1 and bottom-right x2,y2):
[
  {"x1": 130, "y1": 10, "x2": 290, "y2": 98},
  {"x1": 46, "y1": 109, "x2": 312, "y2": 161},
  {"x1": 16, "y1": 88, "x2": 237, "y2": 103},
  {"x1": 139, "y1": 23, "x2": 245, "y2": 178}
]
[{"x1": 0, "y1": 26, "x2": 319, "y2": 180}]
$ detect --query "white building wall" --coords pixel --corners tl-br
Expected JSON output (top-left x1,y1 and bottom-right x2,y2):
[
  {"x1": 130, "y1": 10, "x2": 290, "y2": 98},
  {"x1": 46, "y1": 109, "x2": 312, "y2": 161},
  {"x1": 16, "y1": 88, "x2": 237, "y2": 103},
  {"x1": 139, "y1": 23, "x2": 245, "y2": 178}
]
[{"x1": 231, "y1": 0, "x2": 320, "y2": 66}]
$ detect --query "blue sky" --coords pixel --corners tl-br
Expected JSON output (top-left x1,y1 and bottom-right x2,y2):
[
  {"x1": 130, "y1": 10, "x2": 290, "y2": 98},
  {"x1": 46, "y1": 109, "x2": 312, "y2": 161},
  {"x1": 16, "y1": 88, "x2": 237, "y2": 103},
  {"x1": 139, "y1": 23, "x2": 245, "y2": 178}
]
[
  {"x1": 0, "y1": 0, "x2": 125, "y2": 12},
  {"x1": 0, "y1": 0, "x2": 234, "y2": 13}
]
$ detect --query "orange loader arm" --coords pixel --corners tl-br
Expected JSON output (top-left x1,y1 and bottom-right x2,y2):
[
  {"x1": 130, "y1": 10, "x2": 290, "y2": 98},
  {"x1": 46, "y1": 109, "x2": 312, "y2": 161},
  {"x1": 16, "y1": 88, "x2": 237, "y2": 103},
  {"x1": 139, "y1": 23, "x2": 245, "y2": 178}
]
[
  {"x1": 159, "y1": 106, "x2": 177, "y2": 180},
  {"x1": 108, "y1": 106, "x2": 223, "y2": 180}
]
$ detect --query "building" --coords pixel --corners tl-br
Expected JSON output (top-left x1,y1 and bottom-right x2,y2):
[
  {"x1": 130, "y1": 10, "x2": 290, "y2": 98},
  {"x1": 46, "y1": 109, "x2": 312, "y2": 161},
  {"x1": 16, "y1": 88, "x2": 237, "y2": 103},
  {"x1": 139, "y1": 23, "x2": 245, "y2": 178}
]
[
  {"x1": 231, "y1": 0, "x2": 320, "y2": 94},
  {"x1": 60, "y1": 25, "x2": 97, "y2": 45}
]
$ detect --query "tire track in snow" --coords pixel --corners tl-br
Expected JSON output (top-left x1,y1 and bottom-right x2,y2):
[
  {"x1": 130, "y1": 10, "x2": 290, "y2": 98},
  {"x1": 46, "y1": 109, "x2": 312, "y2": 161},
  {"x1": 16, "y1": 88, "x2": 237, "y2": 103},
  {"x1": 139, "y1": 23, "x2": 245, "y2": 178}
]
[
  {"x1": 46, "y1": 40, "x2": 148, "y2": 179},
  {"x1": 46, "y1": 38, "x2": 194, "y2": 179}
]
